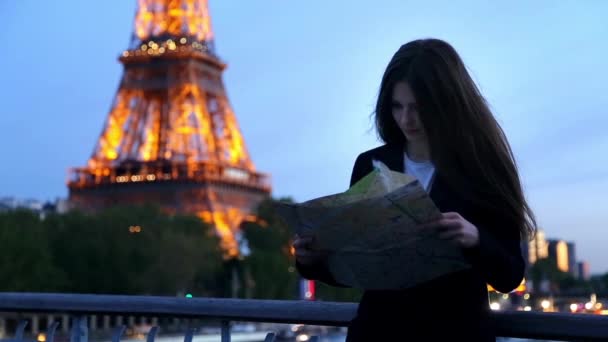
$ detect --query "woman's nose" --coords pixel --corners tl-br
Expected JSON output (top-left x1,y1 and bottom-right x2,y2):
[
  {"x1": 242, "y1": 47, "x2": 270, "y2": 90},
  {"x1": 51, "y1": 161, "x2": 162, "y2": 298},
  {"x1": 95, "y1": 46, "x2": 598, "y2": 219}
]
[{"x1": 401, "y1": 110, "x2": 413, "y2": 124}]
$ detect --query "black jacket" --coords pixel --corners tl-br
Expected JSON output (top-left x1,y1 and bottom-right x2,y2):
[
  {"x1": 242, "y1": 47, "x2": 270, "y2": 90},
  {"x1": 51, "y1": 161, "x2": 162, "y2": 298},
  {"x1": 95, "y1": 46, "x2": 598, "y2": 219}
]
[{"x1": 296, "y1": 144, "x2": 525, "y2": 341}]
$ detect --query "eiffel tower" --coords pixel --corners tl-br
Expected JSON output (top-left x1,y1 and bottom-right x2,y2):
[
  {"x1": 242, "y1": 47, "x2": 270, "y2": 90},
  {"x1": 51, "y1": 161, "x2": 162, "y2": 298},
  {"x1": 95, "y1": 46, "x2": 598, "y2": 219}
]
[{"x1": 67, "y1": 0, "x2": 271, "y2": 258}]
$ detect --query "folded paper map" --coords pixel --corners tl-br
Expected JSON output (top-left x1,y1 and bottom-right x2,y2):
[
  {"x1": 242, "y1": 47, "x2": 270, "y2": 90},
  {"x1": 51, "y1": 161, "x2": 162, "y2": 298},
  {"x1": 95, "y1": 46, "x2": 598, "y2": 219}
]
[{"x1": 274, "y1": 160, "x2": 471, "y2": 290}]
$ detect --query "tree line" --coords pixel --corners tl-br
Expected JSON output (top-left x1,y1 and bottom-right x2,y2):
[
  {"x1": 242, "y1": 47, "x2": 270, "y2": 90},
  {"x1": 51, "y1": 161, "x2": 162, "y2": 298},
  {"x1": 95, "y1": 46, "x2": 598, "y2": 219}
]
[{"x1": 0, "y1": 199, "x2": 362, "y2": 302}]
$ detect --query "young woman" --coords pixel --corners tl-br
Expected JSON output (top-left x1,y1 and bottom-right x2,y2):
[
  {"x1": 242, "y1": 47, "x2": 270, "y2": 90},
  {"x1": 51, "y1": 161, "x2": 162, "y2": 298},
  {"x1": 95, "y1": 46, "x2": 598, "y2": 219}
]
[{"x1": 293, "y1": 38, "x2": 537, "y2": 341}]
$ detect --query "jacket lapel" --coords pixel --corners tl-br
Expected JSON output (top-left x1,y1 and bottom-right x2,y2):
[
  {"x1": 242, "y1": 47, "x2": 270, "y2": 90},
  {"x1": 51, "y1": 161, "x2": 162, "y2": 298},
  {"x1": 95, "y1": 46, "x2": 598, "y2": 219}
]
[
  {"x1": 382, "y1": 144, "x2": 405, "y2": 173},
  {"x1": 377, "y1": 143, "x2": 456, "y2": 213}
]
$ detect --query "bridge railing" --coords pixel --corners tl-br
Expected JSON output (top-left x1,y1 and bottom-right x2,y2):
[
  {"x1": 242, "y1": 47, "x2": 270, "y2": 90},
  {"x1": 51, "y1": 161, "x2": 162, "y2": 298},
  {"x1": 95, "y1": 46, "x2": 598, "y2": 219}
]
[{"x1": 1, "y1": 293, "x2": 608, "y2": 342}]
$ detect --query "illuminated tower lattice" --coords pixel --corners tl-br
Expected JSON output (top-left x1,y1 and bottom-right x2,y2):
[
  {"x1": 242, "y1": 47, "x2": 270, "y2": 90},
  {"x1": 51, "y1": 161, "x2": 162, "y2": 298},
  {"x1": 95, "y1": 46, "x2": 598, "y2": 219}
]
[{"x1": 67, "y1": 0, "x2": 271, "y2": 258}]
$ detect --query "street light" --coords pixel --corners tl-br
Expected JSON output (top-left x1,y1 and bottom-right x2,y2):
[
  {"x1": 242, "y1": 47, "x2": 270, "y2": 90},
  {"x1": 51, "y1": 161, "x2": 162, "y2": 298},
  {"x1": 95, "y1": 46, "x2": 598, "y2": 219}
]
[{"x1": 541, "y1": 299, "x2": 551, "y2": 311}]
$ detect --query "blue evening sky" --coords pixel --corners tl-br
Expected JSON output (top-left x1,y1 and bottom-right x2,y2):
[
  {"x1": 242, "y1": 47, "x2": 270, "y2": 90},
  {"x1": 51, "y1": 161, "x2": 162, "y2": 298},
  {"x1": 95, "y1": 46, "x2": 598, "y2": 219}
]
[{"x1": 1, "y1": 1, "x2": 607, "y2": 273}]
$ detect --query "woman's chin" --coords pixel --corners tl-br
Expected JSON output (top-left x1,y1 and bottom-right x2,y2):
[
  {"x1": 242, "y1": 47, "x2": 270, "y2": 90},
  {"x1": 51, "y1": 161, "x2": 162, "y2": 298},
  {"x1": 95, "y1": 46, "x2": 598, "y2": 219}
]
[{"x1": 403, "y1": 132, "x2": 425, "y2": 142}]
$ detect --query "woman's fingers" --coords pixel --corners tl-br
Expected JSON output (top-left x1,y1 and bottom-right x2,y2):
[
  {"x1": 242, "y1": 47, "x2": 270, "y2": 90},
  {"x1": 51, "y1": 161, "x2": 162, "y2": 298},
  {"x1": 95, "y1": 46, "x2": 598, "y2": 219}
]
[
  {"x1": 418, "y1": 214, "x2": 466, "y2": 244},
  {"x1": 420, "y1": 218, "x2": 461, "y2": 231},
  {"x1": 441, "y1": 212, "x2": 462, "y2": 219},
  {"x1": 439, "y1": 228, "x2": 462, "y2": 240}
]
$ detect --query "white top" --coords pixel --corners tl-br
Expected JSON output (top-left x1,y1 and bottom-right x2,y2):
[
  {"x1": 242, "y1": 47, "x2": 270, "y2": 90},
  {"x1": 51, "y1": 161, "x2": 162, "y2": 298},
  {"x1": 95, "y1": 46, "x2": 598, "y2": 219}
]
[{"x1": 404, "y1": 153, "x2": 435, "y2": 192}]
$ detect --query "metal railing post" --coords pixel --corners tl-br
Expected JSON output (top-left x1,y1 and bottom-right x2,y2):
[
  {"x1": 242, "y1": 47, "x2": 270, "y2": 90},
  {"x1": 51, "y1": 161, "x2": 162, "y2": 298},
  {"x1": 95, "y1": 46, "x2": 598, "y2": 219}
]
[
  {"x1": 263, "y1": 333, "x2": 276, "y2": 342},
  {"x1": 146, "y1": 326, "x2": 159, "y2": 342},
  {"x1": 14, "y1": 320, "x2": 28, "y2": 342},
  {"x1": 220, "y1": 320, "x2": 231, "y2": 342},
  {"x1": 184, "y1": 328, "x2": 197, "y2": 342},
  {"x1": 46, "y1": 321, "x2": 60, "y2": 342},
  {"x1": 111, "y1": 324, "x2": 126, "y2": 342},
  {"x1": 70, "y1": 316, "x2": 88, "y2": 342}
]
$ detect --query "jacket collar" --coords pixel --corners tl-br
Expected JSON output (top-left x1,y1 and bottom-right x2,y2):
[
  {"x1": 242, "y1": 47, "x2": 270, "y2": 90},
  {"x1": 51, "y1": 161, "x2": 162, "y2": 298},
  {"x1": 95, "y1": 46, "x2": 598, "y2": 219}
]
[
  {"x1": 382, "y1": 143, "x2": 446, "y2": 206},
  {"x1": 382, "y1": 143, "x2": 405, "y2": 173}
]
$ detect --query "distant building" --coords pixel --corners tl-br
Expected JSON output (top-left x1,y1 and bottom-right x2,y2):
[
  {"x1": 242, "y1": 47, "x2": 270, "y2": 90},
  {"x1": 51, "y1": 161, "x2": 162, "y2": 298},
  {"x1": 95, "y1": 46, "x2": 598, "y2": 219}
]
[
  {"x1": 22, "y1": 199, "x2": 43, "y2": 211},
  {"x1": 0, "y1": 197, "x2": 43, "y2": 211},
  {"x1": 548, "y1": 239, "x2": 570, "y2": 273},
  {"x1": 523, "y1": 230, "x2": 583, "y2": 282},
  {"x1": 0, "y1": 197, "x2": 69, "y2": 218},
  {"x1": 578, "y1": 261, "x2": 591, "y2": 281},
  {"x1": 0, "y1": 197, "x2": 19, "y2": 209},
  {"x1": 521, "y1": 241, "x2": 530, "y2": 266},
  {"x1": 55, "y1": 198, "x2": 70, "y2": 214},
  {"x1": 527, "y1": 229, "x2": 549, "y2": 264},
  {"x1": 567, "y1": 242, "x2": 577, "y2": 277}
]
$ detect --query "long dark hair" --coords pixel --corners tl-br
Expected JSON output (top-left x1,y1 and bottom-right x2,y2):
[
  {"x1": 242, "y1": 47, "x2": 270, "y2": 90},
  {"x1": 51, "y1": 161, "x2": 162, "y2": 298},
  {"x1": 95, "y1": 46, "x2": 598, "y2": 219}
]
[{"x1": 374, "y1": 38, "x2": 536, "y2": 240}]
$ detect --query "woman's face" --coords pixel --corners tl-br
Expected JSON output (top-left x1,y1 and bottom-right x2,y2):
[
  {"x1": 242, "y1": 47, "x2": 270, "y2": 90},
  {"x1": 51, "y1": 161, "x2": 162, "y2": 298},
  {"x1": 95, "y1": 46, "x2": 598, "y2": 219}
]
[{"x1": 391, "y1": 81, "x2": 427, "y2": 144}]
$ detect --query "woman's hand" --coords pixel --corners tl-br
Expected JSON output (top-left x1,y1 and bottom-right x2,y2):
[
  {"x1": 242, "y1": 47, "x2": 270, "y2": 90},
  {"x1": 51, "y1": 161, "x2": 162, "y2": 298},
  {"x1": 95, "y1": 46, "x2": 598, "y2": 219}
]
[
  {"x1": 421, "y1": 212, "x2": 480, "y2": 248},
  {"x1": 293, "y1": 234, "x2": 327, "y2": 266}
]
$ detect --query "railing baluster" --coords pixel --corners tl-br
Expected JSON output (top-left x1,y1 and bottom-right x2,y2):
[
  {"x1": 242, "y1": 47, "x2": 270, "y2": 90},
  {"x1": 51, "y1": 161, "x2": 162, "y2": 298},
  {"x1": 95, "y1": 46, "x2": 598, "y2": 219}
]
[
  {"x1": 111, "y1": 325, "x2": 126, "y2": 342},
  {"x1": 220, "y1": 320, "x2": 230, "y2": 342},
  {"x1": 263, "y1": 332, "x2": 276, "y2": 342},
  {"x1": 69, "y1": 316, "x2": 88, "y2": 342},
  {"x1": 183, "y1": 327, "x2": 197, "y2": 342},
  {"x1": 146, "y1": 326, "x2": 159, "y2": 342},
  {"x1": 46, "y1": 321, "x2": 60, "y2": 342},
  {"x1": 14, "y1": 320, "x2": 28, "y2": 342}
]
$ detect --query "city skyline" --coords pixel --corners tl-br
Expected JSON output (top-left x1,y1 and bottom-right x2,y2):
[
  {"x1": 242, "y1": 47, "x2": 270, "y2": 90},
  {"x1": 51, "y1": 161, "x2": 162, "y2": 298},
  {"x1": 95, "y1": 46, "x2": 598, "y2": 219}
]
[{"x1": 1, "y1": 1, "x2": 607, "y2": 273}]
